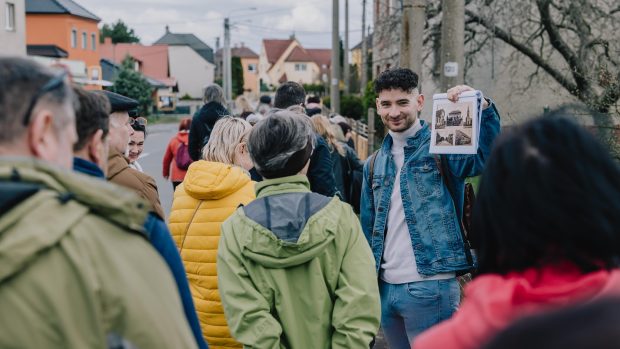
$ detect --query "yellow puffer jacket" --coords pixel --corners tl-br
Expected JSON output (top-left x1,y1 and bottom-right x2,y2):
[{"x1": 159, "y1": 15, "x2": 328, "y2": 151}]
[{"x1": 169, "y1": 161, "x2": 255, "y2": 348}]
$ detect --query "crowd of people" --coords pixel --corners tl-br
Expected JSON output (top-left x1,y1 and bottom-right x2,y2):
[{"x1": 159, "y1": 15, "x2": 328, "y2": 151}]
[{"x1": 1, "y1": 56, "x2": 619, "y2": 349}]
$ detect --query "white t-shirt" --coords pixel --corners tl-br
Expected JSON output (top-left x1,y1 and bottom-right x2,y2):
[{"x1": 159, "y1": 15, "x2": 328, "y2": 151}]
[{"x1": 380, "y1": 119, "x2": 454, "y2": 284}]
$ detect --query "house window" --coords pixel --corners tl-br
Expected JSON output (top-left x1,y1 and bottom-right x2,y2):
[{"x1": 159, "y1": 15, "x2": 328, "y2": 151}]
[
  {"x1": 5, "y1": 3, "x2": 15, "y2": 31},
  {"x1": 295, "y1": 63, "x2": 307, "y2": 71},
  {"x1": 91, "y1": 33, "x2": 96, "y2": 50},
  {"x1": 247, "y1": 63, "x2": 257, "y2": 73},
  {"x1": 71, "y1": 29, "x2": 77, "y2": 48},
  {"x1": 82, "y1": 32, "x2": 87, "y2": 49}
]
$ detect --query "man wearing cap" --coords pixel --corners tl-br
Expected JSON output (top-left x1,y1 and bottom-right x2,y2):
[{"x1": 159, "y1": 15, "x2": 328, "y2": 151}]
[
  {"x1": 217, "y1": 109, "x2": 380, "y2": 348},
  {"x1": 101, "y1": 90, "x2": 165, "y2": 219},
  {"x1": 72, "y1": 87, "x2": 208, "y2": 349}
]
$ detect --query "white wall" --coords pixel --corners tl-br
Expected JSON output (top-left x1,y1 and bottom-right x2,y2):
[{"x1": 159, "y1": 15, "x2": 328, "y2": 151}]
[
  {"x1": 282, "y1": 61, "x2": 320, "y2": 85},
  {"x1": 168, "y1": 46, "x2": 214, "y2": 99},
  {"x1": 0, "y1": 0, "x2": 26, "y2": 56}
]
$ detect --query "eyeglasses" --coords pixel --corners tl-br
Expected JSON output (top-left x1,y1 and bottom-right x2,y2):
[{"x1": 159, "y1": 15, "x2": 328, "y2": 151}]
[
  {"x1": 22, "y1": 71, "x2": 68, "y2": 126},
  {"x1": 129, "y1": 117, "x2": 147, "y2": 126}
]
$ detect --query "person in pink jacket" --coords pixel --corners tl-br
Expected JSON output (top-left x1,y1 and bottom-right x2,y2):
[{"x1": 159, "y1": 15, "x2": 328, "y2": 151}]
[
  {"x1": 163, "y1": 118, "x2": 192, "y2": 190},
  {"x1": 413, "y1": 110, "x2": 620, "y2": 349}
]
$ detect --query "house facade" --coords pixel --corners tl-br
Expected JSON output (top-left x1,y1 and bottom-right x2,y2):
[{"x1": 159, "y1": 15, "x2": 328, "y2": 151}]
[
  {"x1": 259, "y1": 38, "x2": 331, "y2": 89},
  {"x1": 154, "y1": 26, "x2": 215, "y2": 99},
  {"x1": 1, "y1": 0, "x2": 26, "y2": 56},
  {"x1": 215, "y1": 44, "x2": 260, "y2": 95},
  {"x1": 25, "y1": 0, "x2": 102, "y2": 85}
]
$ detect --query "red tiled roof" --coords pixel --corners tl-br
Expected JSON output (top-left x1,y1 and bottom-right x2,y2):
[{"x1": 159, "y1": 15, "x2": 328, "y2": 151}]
[
  {"x1": 285, "y1": 46, "x2": 331, "y2": 68},
  {"x1": 263, "y1": 39, "x2": 294, "y2": 64},
  {"x1": 99, "y1": 43, "x2": 169, "y2": 80}
]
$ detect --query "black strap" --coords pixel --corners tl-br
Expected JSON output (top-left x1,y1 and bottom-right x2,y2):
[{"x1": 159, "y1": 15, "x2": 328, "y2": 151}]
[
  {"x1": 433, "y1": 155, "x2": 474, "y2": 267},
  {"x1": 367, "y1": 150, "x2": 379, "y2": 187}
]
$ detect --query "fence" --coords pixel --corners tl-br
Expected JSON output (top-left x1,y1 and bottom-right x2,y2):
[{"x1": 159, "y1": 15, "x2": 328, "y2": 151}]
[{"x1": 348, "y1": 108, "x2": 375, "y2": 161}]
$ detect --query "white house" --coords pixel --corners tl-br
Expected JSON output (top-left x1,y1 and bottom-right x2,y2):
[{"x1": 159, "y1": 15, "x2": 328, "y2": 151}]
[{"x1": 1, "y1": 0, "x2": 26, "y2": 56}]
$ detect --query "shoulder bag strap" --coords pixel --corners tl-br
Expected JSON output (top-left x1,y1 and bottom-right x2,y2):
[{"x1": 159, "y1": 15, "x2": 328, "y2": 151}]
[{"x1": 179, "y1": 200, "x2": 203, "y2": 254}]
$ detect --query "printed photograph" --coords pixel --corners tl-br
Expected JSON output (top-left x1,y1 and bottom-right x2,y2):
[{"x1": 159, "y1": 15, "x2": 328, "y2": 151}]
[
  {"x1": 435, "y1": 130, "x2": 454, "y2": 146},
  {"x1": 455, "y1": 129, "x2": 473, "y2": 146},
  {"x1": 435, "y1": 109, "x2": 446, "y2": 129}
]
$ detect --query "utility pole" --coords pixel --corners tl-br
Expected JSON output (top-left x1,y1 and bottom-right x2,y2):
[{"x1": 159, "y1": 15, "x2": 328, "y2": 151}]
[
  {"x1": 440, "y1": 0, "x2": 464, "y2": 91},
  {"x1": 223, "y1": 17, "x2": 232, "y2": 103},
  {"x1": 343, "y1": 0, "x2": 350, "y2": 94},
  {"x1": 360, "y1": 0, "x2": 367, "y2": 94},
  {"x1": 400, "y1": 0, "x2": 412, "y2": 69},
  {"x1": 331, "y1": 0, "x2": 340, "y2": 113}
]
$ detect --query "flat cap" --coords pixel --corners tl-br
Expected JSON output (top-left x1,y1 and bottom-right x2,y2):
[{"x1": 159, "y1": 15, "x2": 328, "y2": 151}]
[{"x1": 101, "y1": 91, "x2": 139, "y2": 116}]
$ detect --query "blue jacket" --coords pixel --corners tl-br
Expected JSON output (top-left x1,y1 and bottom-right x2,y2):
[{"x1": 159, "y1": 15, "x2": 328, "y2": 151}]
[
  {"x1": 72, "y1": 157, "x2": 208, "y2": 349},
  {"x1": 360, "y1": 102, "x2": 501, "y2": 276},
  {"x1": 308, "y1": 134, "x2": 338, "y2": 197}
]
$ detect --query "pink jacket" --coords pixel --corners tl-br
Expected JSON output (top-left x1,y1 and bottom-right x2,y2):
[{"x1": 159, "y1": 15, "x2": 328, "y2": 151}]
[
  {"x1": 162, "y1": 132, "x2": 190, "y2": 183},
  {"x1": 413, "y1": 264, "x2": 620, "y2": 349}
]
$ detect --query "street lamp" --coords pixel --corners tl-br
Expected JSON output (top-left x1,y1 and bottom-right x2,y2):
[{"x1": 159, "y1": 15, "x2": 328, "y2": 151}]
[{"x1": 223, "y1": 7, "x2": 257, "y2": 106}]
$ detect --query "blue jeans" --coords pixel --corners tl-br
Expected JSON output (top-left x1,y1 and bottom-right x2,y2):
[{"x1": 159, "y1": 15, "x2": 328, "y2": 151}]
[{"x1": 379, "y1": 278, "x2": 460, "y2": 349}]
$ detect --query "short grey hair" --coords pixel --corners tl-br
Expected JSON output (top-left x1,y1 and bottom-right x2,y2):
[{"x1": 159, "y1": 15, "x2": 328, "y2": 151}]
[
  {"x1": 248, "y1": 109, "x2": 316, "y2": 174},
  {"x1": 203, "y1": 84, "x2": 225, "y2": 105},
  {"x1": 0, "y1": 57, "x2": 74, "y2": 145}
]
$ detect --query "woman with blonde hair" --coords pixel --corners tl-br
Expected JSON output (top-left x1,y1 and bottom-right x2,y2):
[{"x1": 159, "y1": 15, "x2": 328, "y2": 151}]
[
  {"x1": 169, "y1": 116, "x2": 255, "y2": 349},
  {"x1": 310, "y1": 115, "x2": 362, "y2": 210}
]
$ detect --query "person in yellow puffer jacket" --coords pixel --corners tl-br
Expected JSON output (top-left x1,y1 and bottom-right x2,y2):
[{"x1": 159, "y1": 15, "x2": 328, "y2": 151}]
[{"x1": 169, "y1": 117, "x2": 255, "y2": 348}]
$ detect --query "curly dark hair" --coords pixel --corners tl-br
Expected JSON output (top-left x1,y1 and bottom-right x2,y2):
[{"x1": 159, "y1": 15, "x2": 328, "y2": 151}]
[{"x1": 373, "y1": 68, "x2": 419, "y2": 94}]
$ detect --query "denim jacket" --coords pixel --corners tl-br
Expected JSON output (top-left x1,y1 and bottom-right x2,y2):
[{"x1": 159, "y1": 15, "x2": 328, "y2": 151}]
[{"x1": 360, "y1": 101, "x2": 501, "y2": 276}]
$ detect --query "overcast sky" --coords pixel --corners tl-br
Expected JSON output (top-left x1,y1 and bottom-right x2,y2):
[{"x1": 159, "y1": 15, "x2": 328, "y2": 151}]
[{"x1": 78, "y1": 0, "x2": 371, "y2": 54}]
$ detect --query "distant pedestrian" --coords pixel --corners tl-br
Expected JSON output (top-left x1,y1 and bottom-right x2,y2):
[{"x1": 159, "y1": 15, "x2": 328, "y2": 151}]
[
  {"x1": 163, "y1": 117, "x2": 192, "y2": 191},
  {"x1": 310, "y1": 114, "x2": 359, "y2": 203},
  {"x1": 102, "y1": 90, "x2": 165, "y2": 219},
  {"x1": 305, "y1": 95, "x2": 322, "y2": 116},
  {"x1": 188, "y1": 84, "x2": 229, "y2": 161},
  {"x1": 256, "y1": 95, "x2": 271, "y2": 115},
  {"x1": 169, "y1": 117, "x2": 255, "y2": 348},
  {"x1": 0, "y1": 56, "x2": 197, "y2": 349},
  {"x1": 338, "y1": 121, "x2": 356, "y2": 150},
  {"x1": 413, "y1": 113, "x2": 620, "y2": 349},
  {"x1": 273, "y1": 81, "x2": 338, "y2": 197},
  {"x1": 128, "y1": 117, "x2": 147, "y2": 172},
  {"x1": 217, "y1": 109, "x2": 381, "y2": 348}
]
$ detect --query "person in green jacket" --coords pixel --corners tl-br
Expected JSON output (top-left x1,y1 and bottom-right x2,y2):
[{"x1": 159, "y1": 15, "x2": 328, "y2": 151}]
[
  {"x1": 0, "y1": 57, "x2": 197, "y2": 349},
  {"x1": 217, "y1": 109, "x2": 381, "y2": 348}
]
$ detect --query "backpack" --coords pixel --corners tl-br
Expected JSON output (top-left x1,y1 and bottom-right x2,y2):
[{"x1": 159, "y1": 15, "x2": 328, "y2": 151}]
[{"x1": 175, "y1": 141, "x2": 193, "y2": 170}]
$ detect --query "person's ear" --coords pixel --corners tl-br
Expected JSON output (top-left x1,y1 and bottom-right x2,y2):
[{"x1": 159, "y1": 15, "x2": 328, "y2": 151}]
[
  {"x1": 88, "y1": 129, "x2": 105, "y2": 168},
  {"x1": 375, "y1": 97, "x2": 380, "y2": 110},
  {"x1": 28, "y1": 109, "x2": 57, "y2": 162},
  {"x1": 416, "y1": 93, "x2": 425, "y2": 111}
]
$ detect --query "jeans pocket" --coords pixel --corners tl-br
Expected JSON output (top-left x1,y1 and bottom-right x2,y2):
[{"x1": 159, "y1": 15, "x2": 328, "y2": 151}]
[{"x1": 406, "y1": 281, "x2": 440, "y2": 300}]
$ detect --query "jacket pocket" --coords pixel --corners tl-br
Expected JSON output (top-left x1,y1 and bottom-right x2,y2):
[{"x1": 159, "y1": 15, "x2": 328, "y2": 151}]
[{"x1": 409, "y1": 159, "x2": 442, "y2": 198}]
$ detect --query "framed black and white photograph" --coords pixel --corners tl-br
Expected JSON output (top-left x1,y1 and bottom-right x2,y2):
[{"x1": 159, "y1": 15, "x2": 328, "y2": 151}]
[{"x1": 430, "y1": 90, "x2": 482, "y2": 154}]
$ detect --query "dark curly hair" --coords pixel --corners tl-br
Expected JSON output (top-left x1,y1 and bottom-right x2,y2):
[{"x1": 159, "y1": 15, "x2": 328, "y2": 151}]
[{"x1": 374, "y1": 68, "x2": 419, "y2": 94}]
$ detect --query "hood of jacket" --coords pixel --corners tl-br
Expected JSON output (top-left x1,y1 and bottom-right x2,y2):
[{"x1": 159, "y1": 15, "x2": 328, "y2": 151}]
[
  {"x1": 0, "y1": 157, "x2": 149, "y2": 284},
  {"x1": 183, "y1": 160, "x2": 252, "y2": 200},
  {"x1": 231, "y1": 175, "x2": 341, "y2": 269}
]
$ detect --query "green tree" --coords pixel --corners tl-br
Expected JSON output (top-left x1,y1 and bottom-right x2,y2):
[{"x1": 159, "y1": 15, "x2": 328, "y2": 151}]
[
  {"x1": 110, "y1": 56, "x2": 152, "y2": 116},
  {"x1": 100, "y1": 20, "x2": 140, "y2": 44},
  {"x1": 231, "y1": 56, "x2": 244, "y2": 97},
  {"x1": 341, "y1": 94, "x2": 363, "y2": 120}
]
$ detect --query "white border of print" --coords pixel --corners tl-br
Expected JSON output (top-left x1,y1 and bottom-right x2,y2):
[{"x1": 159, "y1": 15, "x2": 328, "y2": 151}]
[{"x1": 430, "y1": 93, "x2": 479, "y2": 154}]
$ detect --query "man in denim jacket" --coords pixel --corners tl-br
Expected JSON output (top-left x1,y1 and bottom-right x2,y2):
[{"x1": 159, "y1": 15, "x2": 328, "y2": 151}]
[{"x1": 360, "y1": 68, "x2": 501, "y2": 348}]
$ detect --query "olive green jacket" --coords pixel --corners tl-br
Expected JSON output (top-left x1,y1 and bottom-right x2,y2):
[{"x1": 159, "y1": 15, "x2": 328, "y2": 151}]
[
  {"x1": 0, "y1": 157, "x2": 197, "y2": 349},
  {"x1": 217, "y1": 175, "x2": 380, "y2": 348}
]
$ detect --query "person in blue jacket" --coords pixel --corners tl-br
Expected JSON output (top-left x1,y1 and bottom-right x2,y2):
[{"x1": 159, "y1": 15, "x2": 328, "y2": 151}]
[{"x1": 71, "y1": 86, "x2": 208, "y2": 349}]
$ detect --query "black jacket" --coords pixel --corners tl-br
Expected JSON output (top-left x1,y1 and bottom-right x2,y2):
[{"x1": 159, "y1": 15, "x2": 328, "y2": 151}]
[
  {"x1": 308, "y1": 134, "x2": 338, "y2": 197},
  {"x1": 188, "y1": 102, "x2": 230, "y2": 161}
]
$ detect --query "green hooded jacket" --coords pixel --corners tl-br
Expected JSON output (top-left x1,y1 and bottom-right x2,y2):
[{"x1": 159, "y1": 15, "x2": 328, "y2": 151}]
[
  {"x1": 0, "y1": 157, "x2": 197, "y2": 349},
  {"x1": 217, "y1": 175, "x2": 380, "y2": 348}
]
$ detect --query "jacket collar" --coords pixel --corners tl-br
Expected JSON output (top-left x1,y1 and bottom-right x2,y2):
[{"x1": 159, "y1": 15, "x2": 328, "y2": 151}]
[
  {"x1": 381, "y1": 120, "x2": 430, "y2": 155},
  {"x1": 255, "y1": 175, "x2": 311, "y2": 199},
  {"x1": 73, "y1": 157, "x2": 105, "y2": 179}
]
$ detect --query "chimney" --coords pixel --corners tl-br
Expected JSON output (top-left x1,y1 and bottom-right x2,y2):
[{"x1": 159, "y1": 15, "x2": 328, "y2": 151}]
[
  {"x1": 240, "y1": 42, "x2": 244, "y2": 47},
  {"x1": 216, "y1": 37, "x2": 220, "y2": 51},
  {"x1": 104, "y1": 37, "x2": 112, "y2": 45},
  {"x1": 165, "y1": 25, "x2": 170, "y2": 33}
]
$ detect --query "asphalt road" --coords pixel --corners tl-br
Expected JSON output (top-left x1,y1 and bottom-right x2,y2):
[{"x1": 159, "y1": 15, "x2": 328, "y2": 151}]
[{"x1": 139, "y1": 122, "x2": 178, "y2": 221}]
